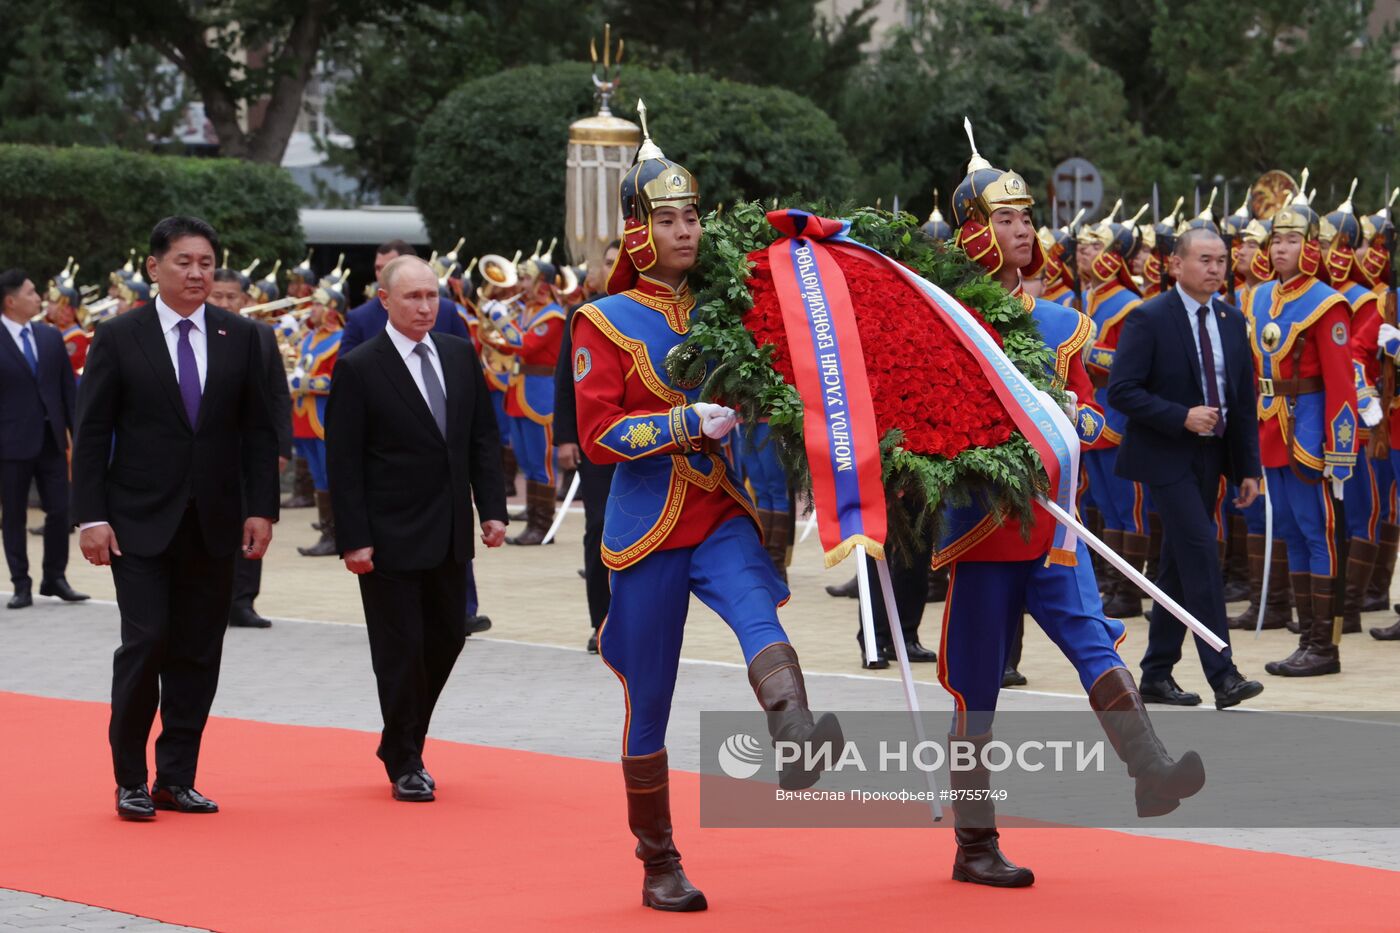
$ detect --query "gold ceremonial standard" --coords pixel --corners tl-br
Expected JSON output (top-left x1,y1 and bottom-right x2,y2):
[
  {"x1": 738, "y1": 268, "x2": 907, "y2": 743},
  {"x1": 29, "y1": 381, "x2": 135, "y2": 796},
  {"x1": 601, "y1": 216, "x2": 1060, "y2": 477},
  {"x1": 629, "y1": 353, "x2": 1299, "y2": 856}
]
[{"x1": 1261, "y1": 322, "x2": 1282, "y2": 352}]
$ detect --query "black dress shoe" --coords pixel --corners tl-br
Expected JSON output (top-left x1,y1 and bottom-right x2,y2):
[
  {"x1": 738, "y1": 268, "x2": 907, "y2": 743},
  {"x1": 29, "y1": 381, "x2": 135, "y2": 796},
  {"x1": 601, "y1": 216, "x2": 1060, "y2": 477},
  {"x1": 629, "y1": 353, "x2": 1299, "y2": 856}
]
[
  {"x1": 418, "y1": 768, "x2": 436, "y2": 791},
  {"x1": 7, "y1": 584, "x2": 31, "y2": 609},
  {"x1": 392, "y1": 771, "x2": 435, "y2": 802},
  {"x1": 825, "y1": 576, "x2": 860, "y2": 598},
  {"x1": 151, "y1": 784, "x2": 219, "y2": 813},
  {"x1": 41, "y1": 577, "x2": 89, "y2": 601},
  {"x1": 116, "y1": 784, "x2": 155, "y2": 821},
  {"x1": 861, "y1": 656, "x2": 890, "y2": 670},
  {"x1": 228, "y1": 605, "x2": 272, "y2": 628},
  {"x1": 1213, "y1": 671, "x2": 1264, "y2": 710},
  {"x1": 1139, "y1": 676, "x2": 1202, "y2": 706},
  {"x1": 587, "y1": 631, "x2": 599, "y2": 654},
  {"x1": 1002, "y1": 666, "x2": 1028, "y2": 687},
  {"x1": 577, "y1": 568, "x2": 586, "y2": 579},
  {"x1": 465, "y1": 615, "x2": 492, "y2": 636},
  {"x1": 879, "y1": 641, "x2": 937, "y2": 662}
]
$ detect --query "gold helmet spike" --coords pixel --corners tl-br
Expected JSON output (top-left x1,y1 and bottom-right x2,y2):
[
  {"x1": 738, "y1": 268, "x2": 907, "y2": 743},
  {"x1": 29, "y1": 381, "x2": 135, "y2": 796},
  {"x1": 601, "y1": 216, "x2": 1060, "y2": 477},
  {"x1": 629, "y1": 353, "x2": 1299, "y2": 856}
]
[
  {"x1": 463, "y1": 257, "x2": 479, "y2": 278},
  {"x1": 1127, "y1": 202, "x2": 1151, "y2": 228},
  {"x1": 927, "y1": 188, "x2": 940, "y2": 223},
  {"x1": 444, "y1": 237, "x2": 465, "y2": 266},
  {"x1": 1336, "y1": 177, "x2": 1359, "y2": 215},
  {"x1": 222, "y1": 248, "x2": 230, "y2": 269},
  {"x1": 1196, "y1": 187, "x2": 1217, "y2": 223},
  {"x1": 1166, "y1": 196, "x2": 1185, "y2": 226},
  {"x1": 122, "y1": 249, "x2": 135, "y2": 274},
  {"x1": 1105, "y1": 199, "x2": 1123, "y2": 224},
  {"x1": 962, "y1": 117, "x2": 992, "y2": 173},
  {"x1": 264, "y1": 258, "x2": 282, "y2": 281},
  {"x1": 241, "y1": 258, "x2": 260, "y2": 278},
  {"x1": 1066, "y1": 207, "x2": 1087, "y2": 233},
  {"x1": 1231, "y1": 194, "x2": 1250, "y2": 220},
  {"x1": 635, "y1": 99, "x2": 665, "y2": 162},
  {"x1": 541, "y1": 237, "x2": 558, "y2": 264},
  {"x1": 511, "y1": 249, "x2": 522, "y2": 266},
  {"x1": 529, "y1": 240, "x2": 542, "y2": 262}
]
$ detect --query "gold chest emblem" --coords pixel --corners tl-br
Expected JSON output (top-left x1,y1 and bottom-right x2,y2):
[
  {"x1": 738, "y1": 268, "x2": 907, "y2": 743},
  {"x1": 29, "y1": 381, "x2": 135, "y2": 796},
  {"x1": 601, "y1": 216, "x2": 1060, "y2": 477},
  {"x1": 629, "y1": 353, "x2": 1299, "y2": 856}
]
[
  {"x1": 621, "y1": 422, "x2": 662, "y2": 450},
  {"x1": 1080, "y1": 411, "x2": 1095, "y2": 435},
  {"x1": 1260, "y1": 322, "x2": 1282, "y2": 352}
]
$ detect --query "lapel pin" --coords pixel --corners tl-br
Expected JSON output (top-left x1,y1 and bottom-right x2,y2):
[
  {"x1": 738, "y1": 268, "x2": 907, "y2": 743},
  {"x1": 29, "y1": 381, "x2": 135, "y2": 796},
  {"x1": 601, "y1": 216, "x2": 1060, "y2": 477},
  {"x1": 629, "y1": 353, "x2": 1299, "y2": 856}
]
[{"x1": 217, "y1": 329, "x2": 227, "y2": 336}]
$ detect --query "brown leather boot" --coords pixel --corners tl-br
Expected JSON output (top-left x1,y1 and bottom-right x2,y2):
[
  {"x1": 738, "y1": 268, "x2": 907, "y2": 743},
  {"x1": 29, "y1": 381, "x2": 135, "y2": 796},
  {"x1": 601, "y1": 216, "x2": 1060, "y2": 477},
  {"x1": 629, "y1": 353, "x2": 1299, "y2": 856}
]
[
  {"x1": 281, "y1": 456, "x2": 314, "y2": 508},
  {"x1": 297, "y1": 491, "x2": 338, "y2": 556},
  {"x1": 1363, "y1": 521, "x2": 1398, "y2": 611},
  {"x1": 507, "y1": 481, "x2": 555, "y2": 545},
  {"x1": 748, "y1": 643, "x2": 843, "y2": 791},
  {"x1": 1099, "y1": 528, "x2": 1124, "y2": 600},
  {"x1": 1229, "y1": 534, "x2": 1265, "y2": 629},
  {"x1": 948, "y1": 733, "x2": 1034, "y2": 887},
  {"x1": 1267, "y1": 573, "x2": 1314, "y2": 673},
  {"x1": 1371, "y1": 618, "x2": 1400, "y2": 639},
  {"x1": 501, "y1": 446, "x2": 519, "y2": 499},
  {"x1": 1088, "y1": 667, "x2": 1206, "y2": 818},
  {"x1": 621, "y1": 750, "x2": 707, "y2": 912},
  {"x1": 1342, "y1": 538, "x2": 1378, "y2": 633},
  {"x1": 1270, "y1": 575, "x2": 1341, "y2": 676},
  {"x1": 926, "y1": 566, "x2": 949, "y2": 602},
  {"x1": 1103, "y1": 531, "x2": 1148, "y2": 618},
  {"x1": 1222, "y1": 515, "x2": 1251, "y2": 603},
  {"x1": 757, "y1": 509, "x2": 790, "y2": 583}
]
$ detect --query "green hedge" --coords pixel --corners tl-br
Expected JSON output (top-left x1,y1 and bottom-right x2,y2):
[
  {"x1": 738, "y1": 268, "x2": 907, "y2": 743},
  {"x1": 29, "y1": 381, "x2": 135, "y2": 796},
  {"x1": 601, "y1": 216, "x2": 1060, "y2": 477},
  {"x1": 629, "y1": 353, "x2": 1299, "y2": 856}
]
[
  {"x1": 0, "y1": 144, "x2": 304, "y2": 287},
  {"x1": 413, "y1": 62, "x2": 859, "y2": 260}
]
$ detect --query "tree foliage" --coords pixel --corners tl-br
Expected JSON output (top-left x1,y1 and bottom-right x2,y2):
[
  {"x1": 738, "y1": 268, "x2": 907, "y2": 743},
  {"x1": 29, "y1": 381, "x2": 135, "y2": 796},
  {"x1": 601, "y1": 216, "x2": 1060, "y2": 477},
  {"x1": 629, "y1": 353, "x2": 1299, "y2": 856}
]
[
  {"x1": 0, "y1": 145, "x2": 305, "y2": 288},
  {"x1": 413, "y1": 62, "x2": 859, "y2": 260}
]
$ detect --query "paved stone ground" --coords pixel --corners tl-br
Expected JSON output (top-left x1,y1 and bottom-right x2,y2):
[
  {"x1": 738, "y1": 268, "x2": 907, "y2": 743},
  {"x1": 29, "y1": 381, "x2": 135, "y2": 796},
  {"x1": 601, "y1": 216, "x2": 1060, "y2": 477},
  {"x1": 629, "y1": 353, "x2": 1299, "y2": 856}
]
[
  {"x1": 0, "y1": 890, "x2": 204, "y2": 932},
  {"x1": 3, "y1": 506, "x2": 1398, "y2": 926}
]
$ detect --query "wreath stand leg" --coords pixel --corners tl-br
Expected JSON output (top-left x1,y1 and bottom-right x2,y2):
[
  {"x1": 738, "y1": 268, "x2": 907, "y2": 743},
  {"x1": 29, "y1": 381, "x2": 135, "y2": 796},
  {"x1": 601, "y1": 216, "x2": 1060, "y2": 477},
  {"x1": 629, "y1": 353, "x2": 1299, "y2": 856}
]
[{"x1": 856, "y1": 544, "x2": 945, "y2": 822}]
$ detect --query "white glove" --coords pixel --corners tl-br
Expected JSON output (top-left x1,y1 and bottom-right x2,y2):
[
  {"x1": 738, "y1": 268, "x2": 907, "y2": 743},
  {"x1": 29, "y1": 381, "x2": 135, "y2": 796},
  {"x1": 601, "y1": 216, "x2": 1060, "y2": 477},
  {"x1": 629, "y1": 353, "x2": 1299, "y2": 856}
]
[
  {"x1": 482, "y1": 299, "x2": 511, "y2": 324},
  {"x1": 1360, "y1": 395, "x2": 1383, "y2": 427},
  {"x1": 1379, "y1": 323, "x2": 1400, "y2": 359},
  {"x1": 692, "y1": 402, "x2": 738, "y2": 440},
  {"x1": 1331, "y1": 477, "x2": 1345, "y2": 499},
  {"x1": 1061, "y1": 389, "x2": 1078, "y2": 422}
]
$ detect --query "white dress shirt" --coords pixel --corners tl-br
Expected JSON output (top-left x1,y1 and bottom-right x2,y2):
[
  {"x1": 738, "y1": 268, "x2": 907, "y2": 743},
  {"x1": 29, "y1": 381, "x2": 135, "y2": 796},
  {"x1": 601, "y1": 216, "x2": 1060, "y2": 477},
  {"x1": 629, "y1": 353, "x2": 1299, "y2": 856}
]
[
  {"x1": 155, "y1": 297, "x2": 208, "y2": 390},
  {"x1": 80, "y1": 299, "x2": 210, "y2": 533},
  {"x1": 1176, "y1": 283, "x2": 1228, "y2": 431},
  {"x1": 1, "y1": 314, "x2": 38, "y2": 371},
  {"x1": 385, "y1": 322, "x2": 445, "y2": 405}
]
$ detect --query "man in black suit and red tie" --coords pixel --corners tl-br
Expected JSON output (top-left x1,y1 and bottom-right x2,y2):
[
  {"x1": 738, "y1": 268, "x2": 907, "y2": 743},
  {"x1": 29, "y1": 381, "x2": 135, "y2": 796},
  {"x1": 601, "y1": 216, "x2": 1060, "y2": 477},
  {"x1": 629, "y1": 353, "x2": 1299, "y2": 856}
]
[
  {"x1": 326, "y1": 255, "x2": 508, "y2": 803},
  {"x1": 0, "y1": 269, "x2": 86, "y2": 609},
  {"x1": 72, "y1": 216, "x2": 280, "y2": 820}
]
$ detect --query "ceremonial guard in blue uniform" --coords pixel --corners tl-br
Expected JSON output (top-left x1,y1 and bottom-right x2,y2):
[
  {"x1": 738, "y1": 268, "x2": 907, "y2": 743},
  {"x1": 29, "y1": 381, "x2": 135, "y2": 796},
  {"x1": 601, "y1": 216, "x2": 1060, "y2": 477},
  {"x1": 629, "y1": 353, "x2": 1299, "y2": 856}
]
[
  {"x1": 1080, "y1": 205, "x2": 1154, "y2": 618},
  {"x1": 571, "y1": 102, "x2": 841, "y2": 913},
  {"x1": 1245, "y1": 181, "x2": 1360, "y2": 677},
  {"x1": 935, "y1": 137, "x2": 1205, "y2": 888}
]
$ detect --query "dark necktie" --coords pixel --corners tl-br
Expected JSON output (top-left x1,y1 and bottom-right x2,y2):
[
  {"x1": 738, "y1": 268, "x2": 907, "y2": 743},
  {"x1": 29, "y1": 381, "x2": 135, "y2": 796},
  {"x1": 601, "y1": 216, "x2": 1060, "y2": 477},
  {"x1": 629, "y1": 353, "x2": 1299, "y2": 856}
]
[
  {"x1": 19, "y1": 326, "x2": 36, "y2": 375},
  {"x1": 176, "y1": 318, "x2": 202, "y2": 426},
  {"x1": 413, "y1": 342, "x2": 448, "y2": 437},
  {"x1": 1196, "y1": 305, "x2": 1225, "y2": 438}
]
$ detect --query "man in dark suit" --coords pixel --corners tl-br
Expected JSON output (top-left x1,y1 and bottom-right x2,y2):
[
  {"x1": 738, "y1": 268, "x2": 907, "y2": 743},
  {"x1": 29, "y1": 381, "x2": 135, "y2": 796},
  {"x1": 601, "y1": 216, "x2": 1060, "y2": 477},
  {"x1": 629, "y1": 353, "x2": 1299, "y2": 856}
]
[
  {"x1": 338, "y1": 239, "x2": 471, "y2": 356},
  {"x1": 1107, "y1": 227, "x2": 1264, "y2": 710},
  {"x1": 338, "y1": 239, "x2": 489, "y2": 635},
  {"x1": 72, "y1": 216, "x2": 279, "y2": 820},
  {"x1": 0, "y1": 269, "x2": 86, "y2": 609},
  {"x1": 210, "y1": 269, "x2": 293, "y2": 628},
  {"x1": 326, "y1": 255, "x2": 507, "y2": 803},
  {"x1": 553, "y1": 242, "x2": 619, "y2": 654}
]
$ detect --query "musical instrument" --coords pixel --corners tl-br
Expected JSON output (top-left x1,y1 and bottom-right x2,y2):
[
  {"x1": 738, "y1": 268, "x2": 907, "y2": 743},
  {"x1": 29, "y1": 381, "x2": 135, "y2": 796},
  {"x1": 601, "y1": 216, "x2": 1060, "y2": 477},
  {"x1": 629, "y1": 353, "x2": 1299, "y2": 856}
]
[{"x1": 1249, "y1": 170, "x2": 1300, "y2": 221}]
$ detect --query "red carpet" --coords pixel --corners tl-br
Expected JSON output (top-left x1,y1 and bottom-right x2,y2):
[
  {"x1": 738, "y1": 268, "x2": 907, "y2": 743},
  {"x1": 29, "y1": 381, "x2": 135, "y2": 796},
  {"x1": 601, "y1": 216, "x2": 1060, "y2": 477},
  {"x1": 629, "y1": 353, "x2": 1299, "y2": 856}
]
[{"x1": 0, "y1": 691, "x2": 1394, "y2": 932}]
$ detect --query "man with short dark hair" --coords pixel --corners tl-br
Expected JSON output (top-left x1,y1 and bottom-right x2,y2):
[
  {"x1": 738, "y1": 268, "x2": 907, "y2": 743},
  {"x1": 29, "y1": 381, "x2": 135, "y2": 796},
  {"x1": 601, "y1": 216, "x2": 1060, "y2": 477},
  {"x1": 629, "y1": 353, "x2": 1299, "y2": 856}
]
[
  {"x1": 73, "y1": 215, "x2": 280, "y2": 820},
  {"x1": 0, "y1": 269, "x2": 84, "y2": 609},
  {"x1": 211, "y1": 269, "x2": 293, "y2": 628},
  {"x1": 1108, "y1": 226, "x2": 1265, "y2": 709}
]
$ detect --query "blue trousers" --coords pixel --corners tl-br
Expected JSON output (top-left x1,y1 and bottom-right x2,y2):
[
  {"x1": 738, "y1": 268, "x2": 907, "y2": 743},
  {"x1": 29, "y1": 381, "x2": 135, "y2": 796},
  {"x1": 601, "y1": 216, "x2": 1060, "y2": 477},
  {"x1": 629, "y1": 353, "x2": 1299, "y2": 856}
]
[
  {"x1": 1266, "y1": 466, "x2": 1339, "y2": 577},
  {"x1": 508, "y1": 416, "x2": 554, "y2": 485},
  {"x1": 939, "y1": 540, "x2": 1127, "y2": 737},
  {"x1": 1085, "y1": 447, "x2": 1148, "y2": 534},
  {"x1": 490, "y1": 390, "x2": 511, "y2": 448},
  {"x1": 1141, "y1": 440, "x2": 1239, "y2": 690},
  {"x1": 293, "y1": 437, "x2": 328, "y2": 491},
  {"x1": 737, "y1": 423, "x2": 790, "y2": 512},
  {"x1": 599, "y1": 517, "x2": 790, "y2": 756},
  {"x1": 1343, "y1": 453, "x2": 1382, "y2": 542}
]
